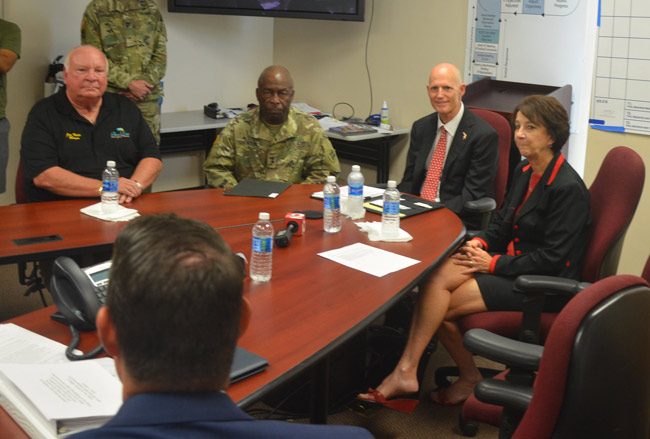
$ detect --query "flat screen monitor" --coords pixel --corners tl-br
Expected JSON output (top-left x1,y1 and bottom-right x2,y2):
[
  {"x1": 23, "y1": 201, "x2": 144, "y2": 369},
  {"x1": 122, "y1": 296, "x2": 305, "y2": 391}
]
[{"x1": 168, "y1": 0, "x2": 365, "y2": 22}]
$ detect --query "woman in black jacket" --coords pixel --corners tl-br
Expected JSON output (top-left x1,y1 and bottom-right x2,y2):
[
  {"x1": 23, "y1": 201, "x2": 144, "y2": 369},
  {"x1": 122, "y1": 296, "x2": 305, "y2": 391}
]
[{"x1": 359, "y1": 95, "x2": 591, "y2": 410}]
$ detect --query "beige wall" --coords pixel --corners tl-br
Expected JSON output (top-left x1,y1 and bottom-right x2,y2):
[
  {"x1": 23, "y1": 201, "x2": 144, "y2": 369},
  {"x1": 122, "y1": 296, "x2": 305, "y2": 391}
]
[
  {"x1": 274, "y1": 1, "x2": 468, "y2": 181},
  {"x1": 1, "y1": 0, "x2": 273, "y2": 204},
  {"x1": 275, "y1": 0, "x2": 648, "y2": 275}
]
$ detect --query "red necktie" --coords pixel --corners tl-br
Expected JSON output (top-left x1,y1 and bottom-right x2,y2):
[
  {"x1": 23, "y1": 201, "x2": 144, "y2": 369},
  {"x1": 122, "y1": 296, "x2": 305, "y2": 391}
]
[{"x1": 420, "y1": 127, "x2": 447, "y2": 201}]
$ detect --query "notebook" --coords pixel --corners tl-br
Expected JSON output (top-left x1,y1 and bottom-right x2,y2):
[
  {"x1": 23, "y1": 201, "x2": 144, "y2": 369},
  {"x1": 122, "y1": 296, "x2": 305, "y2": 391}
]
[
  {"x1": 224, "y1": 178, "x2": 290, "y2": 198},
  {"x1": 230, "y1": 347, "x2": 268, "y2": 383}
]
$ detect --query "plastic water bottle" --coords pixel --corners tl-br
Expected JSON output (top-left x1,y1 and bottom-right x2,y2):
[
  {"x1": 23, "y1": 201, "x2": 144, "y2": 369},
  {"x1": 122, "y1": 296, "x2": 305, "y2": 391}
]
[
  {"x1": 250, "y1": 212, "x2": 273, "y2": 282},
  {"x1": 347, "y1": 165, "x2": 365, "y2": 220},
  {"x1": 382, "y1": 180, "x2": 400, "y2": 239},
  {"x1": 323, "y1": 176, "x2": 341, "y2": 233},
  {"x1": 381, "y1": 101, "x2": 390, "y2": 126},
  {"x1": 101, "y1": 160, "x2": 119, "y2": 213}
]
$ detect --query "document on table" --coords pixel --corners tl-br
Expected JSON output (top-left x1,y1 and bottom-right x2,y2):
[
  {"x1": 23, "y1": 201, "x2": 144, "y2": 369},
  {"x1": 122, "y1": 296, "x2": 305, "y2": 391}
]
[
  {"x1": 0, "y1": 324, "x2": 121, "y2": 438},
  {"x1": 318, "y1": 242, "x2": 420, "y2": 277}
]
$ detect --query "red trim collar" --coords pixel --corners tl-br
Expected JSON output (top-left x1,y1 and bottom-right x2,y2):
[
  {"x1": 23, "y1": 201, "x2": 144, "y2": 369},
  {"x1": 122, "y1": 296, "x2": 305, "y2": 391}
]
[{"x1": 547, "y1": 154, "x2": 565, "y2": 186}]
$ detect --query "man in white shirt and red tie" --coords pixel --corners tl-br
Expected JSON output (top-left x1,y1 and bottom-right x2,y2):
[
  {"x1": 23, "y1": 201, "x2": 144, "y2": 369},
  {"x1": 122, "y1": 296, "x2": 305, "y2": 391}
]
[{"x1": 398, "y1": 63, "x2": 498, "y2": 229}]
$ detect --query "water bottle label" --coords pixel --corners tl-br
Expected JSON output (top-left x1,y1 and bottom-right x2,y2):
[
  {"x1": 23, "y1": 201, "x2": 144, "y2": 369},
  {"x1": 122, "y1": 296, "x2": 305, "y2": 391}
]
[
  {"x1": 349, "y1": 184, "x2": 363, "y2": 197},
  {"x1": 102, "y1": 179, "x2": 118, "y2": 192},
  {"x1": 324, "y1": 194, "x2": 340, "y2": 209},
  {"x1": 252, "y1": 236, "x2": 273, "y2": 253},
  {"x1": 383, "y1": 200, "x2": 400, "y2": 215}
]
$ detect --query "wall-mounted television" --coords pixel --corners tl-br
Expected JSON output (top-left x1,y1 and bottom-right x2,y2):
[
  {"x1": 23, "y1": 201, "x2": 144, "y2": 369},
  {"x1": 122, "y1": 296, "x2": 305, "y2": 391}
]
[{"x1": 168, "y1": 0, "x2": 365, "y2": 22}]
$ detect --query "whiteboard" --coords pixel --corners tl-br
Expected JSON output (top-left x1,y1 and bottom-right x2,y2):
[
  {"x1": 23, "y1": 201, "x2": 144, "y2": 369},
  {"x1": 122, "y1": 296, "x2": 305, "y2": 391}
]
[
  {"x1": 464, "y1": 0, "x2": 599, "y2": 174},
  {"x1": 591, "y1": 0, "x2": 650, "y2": 136}
]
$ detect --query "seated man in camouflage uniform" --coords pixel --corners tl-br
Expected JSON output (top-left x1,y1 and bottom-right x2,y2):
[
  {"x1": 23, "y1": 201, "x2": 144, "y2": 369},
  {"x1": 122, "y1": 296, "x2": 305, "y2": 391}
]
[{"x1": 203, "y1": 65, "x2": 340, "y2": 189}]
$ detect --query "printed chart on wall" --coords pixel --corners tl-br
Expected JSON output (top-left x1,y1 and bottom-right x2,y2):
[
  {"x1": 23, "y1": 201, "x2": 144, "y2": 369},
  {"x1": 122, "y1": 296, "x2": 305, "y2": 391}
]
[
  {"x1": 464, "y1": 0, "x2": 598, "y2": 171},
  {"x1": 590, "y1": 1, "x2": 650, "y2": 136}
]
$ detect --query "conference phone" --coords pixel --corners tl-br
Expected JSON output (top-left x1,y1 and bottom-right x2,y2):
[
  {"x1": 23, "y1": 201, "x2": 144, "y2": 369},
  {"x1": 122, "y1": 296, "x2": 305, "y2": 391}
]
[{"x1": 50, "y1": 256, "x2": 110, "y2": 332}]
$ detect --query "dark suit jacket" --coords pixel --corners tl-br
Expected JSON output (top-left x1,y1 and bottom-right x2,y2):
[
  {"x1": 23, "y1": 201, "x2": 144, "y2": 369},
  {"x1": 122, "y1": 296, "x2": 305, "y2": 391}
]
[
  {"x1": 476, "y1": 153, "x2": 591, "y2": 279},
  {"x1": 398, "y1": 108, "x2": 498, "y2": 229},
  {"x1": 70, "y1": 392, "x2": 372, "y2": 438}
]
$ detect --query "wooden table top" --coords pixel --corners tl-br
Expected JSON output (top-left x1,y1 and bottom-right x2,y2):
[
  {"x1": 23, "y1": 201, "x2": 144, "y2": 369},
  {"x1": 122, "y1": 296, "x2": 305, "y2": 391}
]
[{"x1": 0, "y1": 184, "x2": 465, "y2": 437}]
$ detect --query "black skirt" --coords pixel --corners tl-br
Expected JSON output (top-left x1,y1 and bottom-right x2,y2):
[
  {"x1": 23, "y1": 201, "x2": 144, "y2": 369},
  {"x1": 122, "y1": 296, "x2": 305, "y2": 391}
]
[{"x1": 475, "y1": 273, "x2": 570, "y2": 312}]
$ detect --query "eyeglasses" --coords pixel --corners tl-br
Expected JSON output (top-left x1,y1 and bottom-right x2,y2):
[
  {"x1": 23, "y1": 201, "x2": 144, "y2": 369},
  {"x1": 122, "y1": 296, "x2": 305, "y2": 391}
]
[{"x1": 258, "y1": 88, "x2": 293, "y2": 99}]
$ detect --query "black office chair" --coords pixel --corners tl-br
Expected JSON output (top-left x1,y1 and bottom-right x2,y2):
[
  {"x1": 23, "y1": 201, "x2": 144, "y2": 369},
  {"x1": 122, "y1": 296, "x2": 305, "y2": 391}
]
[
  {"x1": 14, "y1": 159, "x2": 47, "y2": 306},
  {"x1": 463, "y1": 274, "x2": 650, "y2": 439}
]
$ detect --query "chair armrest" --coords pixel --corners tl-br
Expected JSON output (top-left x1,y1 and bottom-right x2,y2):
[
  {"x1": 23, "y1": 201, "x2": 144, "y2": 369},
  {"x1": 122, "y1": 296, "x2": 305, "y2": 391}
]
[
  {"x1": 514, "y1": 275, "x2": 591, "y2": 297},
  {"x1": 513, "y1": 275, "x2": 591, "y2": 344},
  {"x1": 474, "y1": 378, "x2": 533, "y2": 413},
  {"x1": 463, "y1": 197, "x2": 497, "y2": 214},
  {"x1": 464, "y1": 329, "x2": 543, "y2": 371}
]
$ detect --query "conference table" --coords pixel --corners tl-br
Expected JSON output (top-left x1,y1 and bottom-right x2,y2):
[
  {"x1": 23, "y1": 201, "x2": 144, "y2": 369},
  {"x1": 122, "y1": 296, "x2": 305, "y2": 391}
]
[{"x1": 0, "y1": 184, "x2": 465, "y2": 436}]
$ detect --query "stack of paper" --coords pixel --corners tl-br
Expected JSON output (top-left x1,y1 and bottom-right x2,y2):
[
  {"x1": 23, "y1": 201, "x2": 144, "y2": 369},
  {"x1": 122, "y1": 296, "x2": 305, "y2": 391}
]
[
  {"x1": 80, "y1": 202, "x2": 139, "y2": 222},
  {"x1": 0, "y1": 324, "x2": 121, "y2": 438}
]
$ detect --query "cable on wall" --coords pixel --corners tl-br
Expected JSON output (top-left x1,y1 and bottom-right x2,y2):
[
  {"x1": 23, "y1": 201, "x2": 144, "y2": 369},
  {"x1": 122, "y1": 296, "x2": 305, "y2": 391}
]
[{"x1": 331, "y1": 102, "x2": 355, "y2": 120}]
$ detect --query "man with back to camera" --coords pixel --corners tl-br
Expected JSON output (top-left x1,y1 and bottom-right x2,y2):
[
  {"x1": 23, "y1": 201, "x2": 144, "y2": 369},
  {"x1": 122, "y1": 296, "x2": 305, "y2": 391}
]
[
  {"x1": 20, "y1": 45, "x2": 162, "y2": 203},
  {"x1": 203, "y1": 65, "x2": 340, "y2": 189},
  {"x1": 0, "y1": 18, "x2": 21, "y2": 194},
  {"x1": 398, "y1": 63, "x2": 498, "y2": 229},
  {"x1": 70, "y1": 213, "x2": 372, "y2": 438},
  {"x1": 81, "y1": 0, "x2": 167, "y2": 145}
]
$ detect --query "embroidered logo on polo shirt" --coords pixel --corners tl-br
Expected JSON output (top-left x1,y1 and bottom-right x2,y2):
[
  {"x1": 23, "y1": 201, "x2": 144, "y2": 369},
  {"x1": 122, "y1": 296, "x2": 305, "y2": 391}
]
[
  {"x1": 110, "y1": 128, "x2": 131, "y2": 139},
  {"x1": 65, "y1": 132, "x2": 81, "y2": 140}
]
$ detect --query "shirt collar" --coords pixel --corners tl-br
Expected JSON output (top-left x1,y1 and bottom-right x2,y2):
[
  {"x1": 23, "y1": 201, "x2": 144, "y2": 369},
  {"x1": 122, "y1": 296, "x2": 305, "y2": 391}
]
[
  {"x1": 252, "y1": 106, "x2": 298, "y2": 142},
  {"x1": 437, "y1": 102, "x2": 464, "y2": 137},
  {"x1": 103, "y1": 392, "x2": 251, "y2": 428},
  {"x1": 54, "y1": 87, "x2": 116, "y2": 122}
]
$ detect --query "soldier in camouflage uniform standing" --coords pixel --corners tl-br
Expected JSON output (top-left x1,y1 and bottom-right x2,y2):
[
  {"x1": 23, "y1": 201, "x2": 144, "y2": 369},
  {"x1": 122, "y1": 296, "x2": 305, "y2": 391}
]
[
  {"x1": 203, "y1": 65, "x2": 340, "y2": 189},
  {"x1": 0, "y1": 18, "x2": 20, "y2": 193},
  {"x1": 81, "y1": 0, "x2": 167, "y2": 144}
]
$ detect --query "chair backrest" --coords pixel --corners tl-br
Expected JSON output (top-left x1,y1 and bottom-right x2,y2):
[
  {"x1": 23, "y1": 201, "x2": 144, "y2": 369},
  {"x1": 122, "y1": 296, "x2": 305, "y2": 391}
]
[
  {"x1": 14, "y1": 158, "x2": 28, "y2": 204},
  {"x1": 581, "y1": 146, "x2": 645, "y2": 282},
  {"x1": 470, "y1": 108, "x2": 511, "y2": 208},
  {"x1": 513, "y1": 275, "x2": 650, "y2": 439}
]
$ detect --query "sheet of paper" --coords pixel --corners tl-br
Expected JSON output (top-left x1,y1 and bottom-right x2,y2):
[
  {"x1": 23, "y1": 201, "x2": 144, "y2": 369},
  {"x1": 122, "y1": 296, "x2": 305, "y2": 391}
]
[
  {"x1": 0, "y1": 324, "x2": 71, "y2": 364},
  {"x1": 318, "y1": 243, "x2": 420, "y2": 277}
]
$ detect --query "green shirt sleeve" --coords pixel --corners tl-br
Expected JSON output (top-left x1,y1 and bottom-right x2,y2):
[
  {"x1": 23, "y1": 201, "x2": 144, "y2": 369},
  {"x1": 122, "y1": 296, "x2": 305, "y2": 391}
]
[
  {"x1": 203, "y1": 124, "x2": 239, "y2": 189},
  {"x1": 303, "y1": 131, "x2": 340, "y2": 183}
]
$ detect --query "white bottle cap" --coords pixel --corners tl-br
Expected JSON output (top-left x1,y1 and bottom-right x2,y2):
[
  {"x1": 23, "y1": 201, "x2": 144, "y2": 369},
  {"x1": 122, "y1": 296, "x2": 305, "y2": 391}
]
[
  {"x1": 258, "y1": 212, "x2": 270, "y2": 220},
  {"x1": 387, "y1": 180, "x2": 397, "y2": 188},
  {"x1": 382, "y1": 101, "x2": 388, "y2": 108},
  {"x1": 352, "y1": 165, "x2": 360, "y2": 172},
  {"x1": 327, "y1": 175, "x2": 336, "y2": 183},
  {"x1": 106, "y1": 160, "x2": 116, "y2": 167}
]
